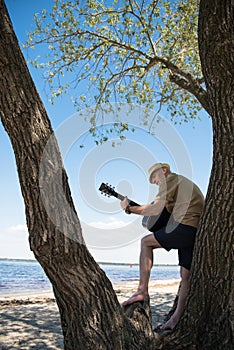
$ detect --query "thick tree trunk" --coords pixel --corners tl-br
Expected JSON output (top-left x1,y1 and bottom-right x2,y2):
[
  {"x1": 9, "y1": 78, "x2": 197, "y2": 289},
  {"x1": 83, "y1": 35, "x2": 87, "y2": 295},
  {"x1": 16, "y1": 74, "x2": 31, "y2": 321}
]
[
  {"x1": 188, "y1": 1, "x2": 234, "y2": 347},
  {"x1": 0, "y1": 1, "x2": 159, "y2": 349},
  {"x1": 165, "y1": 1, "x2": 234, "y2": 349}
]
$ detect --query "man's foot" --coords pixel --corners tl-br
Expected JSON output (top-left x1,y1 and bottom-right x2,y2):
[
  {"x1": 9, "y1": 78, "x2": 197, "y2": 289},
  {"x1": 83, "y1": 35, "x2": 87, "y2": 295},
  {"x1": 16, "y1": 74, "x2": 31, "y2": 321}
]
[
  {"x1": 160, "y1": 316, "x2": 178, "y2": 330},
  {"x1": 155, "y1": 316, "x2": 178, "y2": 334},
  {"x1": 122, "y1": 290, "x2": 149, "y2": 307}
]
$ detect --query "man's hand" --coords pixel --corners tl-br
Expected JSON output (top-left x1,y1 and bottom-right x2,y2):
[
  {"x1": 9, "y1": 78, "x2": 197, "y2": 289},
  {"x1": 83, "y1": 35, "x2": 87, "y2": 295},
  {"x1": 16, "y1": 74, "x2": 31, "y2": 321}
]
[{"x1": 120, "y1": 197, "x2": 129, "y2": 211}]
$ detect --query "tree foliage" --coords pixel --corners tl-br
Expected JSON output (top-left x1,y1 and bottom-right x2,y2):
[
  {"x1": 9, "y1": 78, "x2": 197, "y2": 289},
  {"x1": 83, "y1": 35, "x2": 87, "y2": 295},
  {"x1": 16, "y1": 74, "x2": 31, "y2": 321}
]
[{"x1": 27, "y1": 0, "x2": 210, "y2": 130}]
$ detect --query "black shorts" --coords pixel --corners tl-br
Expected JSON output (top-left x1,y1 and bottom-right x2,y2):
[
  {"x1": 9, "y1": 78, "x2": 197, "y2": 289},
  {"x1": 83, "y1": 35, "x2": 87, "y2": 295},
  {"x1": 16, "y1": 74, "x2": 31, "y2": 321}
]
[{"x1": 154, "y1": 222, "x2": 197, "y2": 271}]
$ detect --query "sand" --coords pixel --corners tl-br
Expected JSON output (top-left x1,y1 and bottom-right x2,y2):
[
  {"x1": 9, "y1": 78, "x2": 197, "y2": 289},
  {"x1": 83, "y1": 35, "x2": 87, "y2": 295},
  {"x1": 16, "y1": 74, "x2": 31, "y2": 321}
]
[{"x1": 0, "y1": 280, "x2": 179, "y2": 350}]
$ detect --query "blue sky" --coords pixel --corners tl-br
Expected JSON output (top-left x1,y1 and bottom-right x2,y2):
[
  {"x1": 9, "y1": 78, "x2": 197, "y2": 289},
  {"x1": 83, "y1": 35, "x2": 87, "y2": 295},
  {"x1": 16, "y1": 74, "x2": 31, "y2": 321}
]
[{"x1": 0, "y1": 0, "x2": 212, "y2": 264}]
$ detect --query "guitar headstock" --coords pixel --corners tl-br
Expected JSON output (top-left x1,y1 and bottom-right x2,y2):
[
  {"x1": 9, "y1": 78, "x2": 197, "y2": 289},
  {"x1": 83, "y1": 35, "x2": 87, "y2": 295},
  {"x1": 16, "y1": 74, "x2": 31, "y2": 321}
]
[{"x1": 99, "y1": 182, "x2": 117, "y2": 198}]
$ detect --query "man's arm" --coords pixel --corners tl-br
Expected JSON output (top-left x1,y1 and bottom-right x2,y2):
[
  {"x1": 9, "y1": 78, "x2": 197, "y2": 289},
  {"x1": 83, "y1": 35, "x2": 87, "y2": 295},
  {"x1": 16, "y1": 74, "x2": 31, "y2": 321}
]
[{"x1": 121, "y1": 197, "x2": 167, "y2": 216}]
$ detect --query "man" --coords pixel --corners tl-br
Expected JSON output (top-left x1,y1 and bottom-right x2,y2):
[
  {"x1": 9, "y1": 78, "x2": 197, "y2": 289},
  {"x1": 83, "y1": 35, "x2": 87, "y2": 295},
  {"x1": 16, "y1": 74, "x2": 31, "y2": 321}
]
[{"x1": 120, "y1": 163, "x2": 204, "y2": 331}]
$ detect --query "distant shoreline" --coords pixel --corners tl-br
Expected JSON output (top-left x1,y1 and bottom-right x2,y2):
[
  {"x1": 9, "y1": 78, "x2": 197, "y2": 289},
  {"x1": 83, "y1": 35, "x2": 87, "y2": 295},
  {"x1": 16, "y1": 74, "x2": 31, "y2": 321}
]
[
  {"x1": 0, "y1": 260, "x2": 180, "y2": 297},
  {"x1": 0, "y1": 258, "x2": 177, "y2": 266}
]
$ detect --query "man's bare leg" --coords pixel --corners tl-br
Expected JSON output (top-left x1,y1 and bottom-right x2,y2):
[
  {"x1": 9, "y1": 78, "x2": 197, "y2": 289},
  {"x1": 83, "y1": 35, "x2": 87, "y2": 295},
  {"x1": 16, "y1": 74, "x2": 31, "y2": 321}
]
[
  {"x1": 122, "y1": 234, "x2": 162, "y2": 306},
  {"x1": 160, "y1": 267, "x2": 190, "y2": 330}
]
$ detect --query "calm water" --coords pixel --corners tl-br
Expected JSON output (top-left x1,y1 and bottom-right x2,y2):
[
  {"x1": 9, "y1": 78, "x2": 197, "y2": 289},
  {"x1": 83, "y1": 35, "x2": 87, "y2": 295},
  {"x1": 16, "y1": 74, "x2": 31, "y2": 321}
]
[{"x1": 0, "y1": 259, "x2": 180, "y2": 296}]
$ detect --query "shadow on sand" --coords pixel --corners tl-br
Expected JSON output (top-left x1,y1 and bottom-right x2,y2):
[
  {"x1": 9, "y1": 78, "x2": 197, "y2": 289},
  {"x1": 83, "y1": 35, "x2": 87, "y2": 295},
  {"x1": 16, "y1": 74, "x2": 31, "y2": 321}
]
[{"x1": 0, "y1": 292, "x2": 175, "y2": 349}]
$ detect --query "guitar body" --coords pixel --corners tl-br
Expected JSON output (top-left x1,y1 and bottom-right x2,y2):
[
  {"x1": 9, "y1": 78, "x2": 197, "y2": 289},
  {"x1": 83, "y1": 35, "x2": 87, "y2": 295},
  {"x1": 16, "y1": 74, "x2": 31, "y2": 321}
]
[
  {"x1": 142, "y1": 215, "x2": 159, "y2": 232},
  {"x1": 99, "y1": 183, "x2": 171, "y2": 232},
  {"x1": 142, "y1": 208, "x2": 171, "y2": 232}
]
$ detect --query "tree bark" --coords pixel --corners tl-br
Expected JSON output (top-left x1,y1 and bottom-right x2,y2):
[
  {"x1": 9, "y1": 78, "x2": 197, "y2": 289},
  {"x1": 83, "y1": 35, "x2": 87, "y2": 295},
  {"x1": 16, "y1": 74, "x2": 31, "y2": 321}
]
[
  {"x1": 0, "y1": 1, "x2": 159, "y2": 348},
  {"x1": 164, "y1": 1, "x2": 234, "y2": 349},
  {"x1": 189, "y1": 1, "x2": 234, "y2": 347}
]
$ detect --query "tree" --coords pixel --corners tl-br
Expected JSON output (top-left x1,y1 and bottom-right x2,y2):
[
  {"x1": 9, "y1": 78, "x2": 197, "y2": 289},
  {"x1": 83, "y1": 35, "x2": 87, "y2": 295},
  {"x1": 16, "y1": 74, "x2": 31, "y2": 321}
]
[
  {"x1": 0, "y1": 1, "x2": 233, "y2": 349},
  {"x1": 169, "y1": 1, "x2": 234, "y2": 348}
]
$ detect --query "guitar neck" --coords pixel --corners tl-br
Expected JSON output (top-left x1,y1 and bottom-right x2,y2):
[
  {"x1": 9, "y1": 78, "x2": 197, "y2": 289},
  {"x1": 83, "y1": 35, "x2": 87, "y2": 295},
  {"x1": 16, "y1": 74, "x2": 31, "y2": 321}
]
[
  {"x1": 99, "y1": 183, "x2": 141, "y2": 206},
  {"x1": 115, "y1": 193, "x2": 140, "y2": 207}
]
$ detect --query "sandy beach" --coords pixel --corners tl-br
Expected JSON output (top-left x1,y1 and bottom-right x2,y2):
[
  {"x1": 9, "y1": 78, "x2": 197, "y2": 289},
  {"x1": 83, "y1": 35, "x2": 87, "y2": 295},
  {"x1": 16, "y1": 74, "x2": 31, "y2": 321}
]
[{"x1": 0, "y1": 280, "x2": 179, "y2": 349}]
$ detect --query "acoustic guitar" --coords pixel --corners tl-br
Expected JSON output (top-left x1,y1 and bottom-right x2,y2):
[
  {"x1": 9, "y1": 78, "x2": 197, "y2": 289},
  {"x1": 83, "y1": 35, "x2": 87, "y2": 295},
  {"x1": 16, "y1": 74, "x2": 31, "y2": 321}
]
[{"x1": 99, "y1": 182, "x2": 170, "y2": 232}]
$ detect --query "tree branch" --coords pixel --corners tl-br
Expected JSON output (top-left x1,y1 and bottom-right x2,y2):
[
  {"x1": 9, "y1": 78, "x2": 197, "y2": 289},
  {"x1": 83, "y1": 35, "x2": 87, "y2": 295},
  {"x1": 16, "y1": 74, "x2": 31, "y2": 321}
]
[
  {"x1": 76, "y1": 28, "x2": 210, "y2": 115},
  {"x1": 169, "y1": 74, "x2": 212, "y2": 115},
  {"x1": 127, "y1": 0, "x2": 157, "y2": 56},
  {"x1": 144, "y1": 55, "x2": 211, "y2": 115}
]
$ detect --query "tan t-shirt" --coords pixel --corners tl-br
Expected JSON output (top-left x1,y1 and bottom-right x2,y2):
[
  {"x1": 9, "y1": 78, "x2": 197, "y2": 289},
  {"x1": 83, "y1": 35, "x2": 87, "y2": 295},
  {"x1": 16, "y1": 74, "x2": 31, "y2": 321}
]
[{"x1": 155, "y1": 173, "x2": 204, "y2": 228}]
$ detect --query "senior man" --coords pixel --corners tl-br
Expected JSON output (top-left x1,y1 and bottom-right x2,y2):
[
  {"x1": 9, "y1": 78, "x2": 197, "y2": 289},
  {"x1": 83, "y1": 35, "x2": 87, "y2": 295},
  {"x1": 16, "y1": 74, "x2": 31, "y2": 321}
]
[{"x1": 120, "y1": 163, "x2": 204, "y2": 331}]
